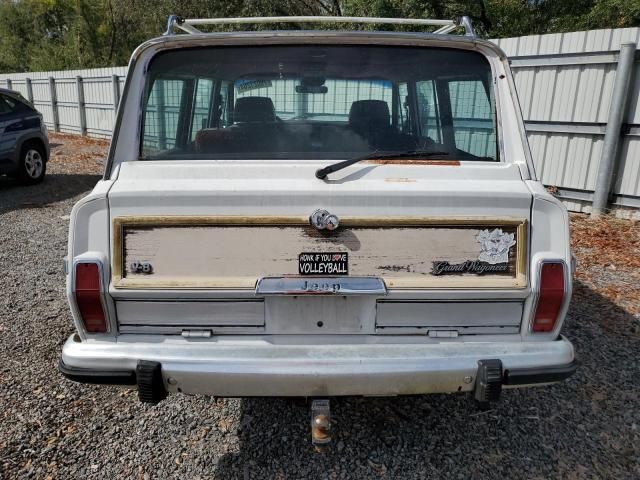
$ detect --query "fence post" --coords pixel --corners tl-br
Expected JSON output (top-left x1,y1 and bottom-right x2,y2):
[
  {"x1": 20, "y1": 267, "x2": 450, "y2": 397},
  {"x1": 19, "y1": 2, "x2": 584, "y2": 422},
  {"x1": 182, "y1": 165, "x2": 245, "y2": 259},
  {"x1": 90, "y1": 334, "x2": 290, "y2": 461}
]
[
  {"x1": 76, "y1": 75, "x2": 87, "y2": 136},
  {"x1": 6, "y1": 78, "x2": 12, "y2": 90},
  {"x1": 295, "y1": 91, "x2": 308, "y2": 119},
  {"x1": 48, "y1": 77, "x2": 60, "y2": 132},
  {"x1": 592, "y1": 42, "x2": 637, "y2": 217},
  {"x1": 112, "y1": 74, "x2": 121, "y2": 112},
  {"x1": 25, "y1": 78, "x2": 34, "y2": 103}
]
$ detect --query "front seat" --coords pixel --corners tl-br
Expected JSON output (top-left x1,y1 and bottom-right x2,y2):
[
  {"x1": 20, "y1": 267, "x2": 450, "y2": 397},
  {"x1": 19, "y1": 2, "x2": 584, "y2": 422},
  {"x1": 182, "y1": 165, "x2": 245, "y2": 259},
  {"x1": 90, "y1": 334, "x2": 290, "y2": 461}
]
[
  {"x1": 348, "y1": 100, "x2": 393, "y2": 149},
  {"x1": 233, "y1": 96, "x2": 277, "y2": 123},
  {"x1": 230, "y1": 96, "x2": 280, "y2": 152}
]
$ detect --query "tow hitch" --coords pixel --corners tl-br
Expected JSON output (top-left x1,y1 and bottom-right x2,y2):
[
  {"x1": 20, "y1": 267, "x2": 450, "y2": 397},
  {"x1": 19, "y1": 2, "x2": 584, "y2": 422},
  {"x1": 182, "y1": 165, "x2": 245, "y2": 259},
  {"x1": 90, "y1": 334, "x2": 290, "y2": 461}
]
[{"x1": 310, "y1": 399, "x2": 331, "y2": 450}]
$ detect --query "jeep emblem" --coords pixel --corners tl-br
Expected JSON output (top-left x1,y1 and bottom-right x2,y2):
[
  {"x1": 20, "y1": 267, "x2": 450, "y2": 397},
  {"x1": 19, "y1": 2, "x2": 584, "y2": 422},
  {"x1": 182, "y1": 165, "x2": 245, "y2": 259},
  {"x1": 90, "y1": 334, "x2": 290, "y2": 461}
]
[{"x1": 309, "y1": 209, "x2": 339, "y2": 231}]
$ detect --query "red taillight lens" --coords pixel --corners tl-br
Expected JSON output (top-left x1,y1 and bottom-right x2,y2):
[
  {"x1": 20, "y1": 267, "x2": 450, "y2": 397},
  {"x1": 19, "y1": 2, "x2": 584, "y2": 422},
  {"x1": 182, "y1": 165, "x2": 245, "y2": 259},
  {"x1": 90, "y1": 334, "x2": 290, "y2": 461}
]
[
  {"x1": 532, "y1": 262, "x2": 565, "y2": 333},
  {"x1": 75, "y1": 262, "x2": 107, "y2": 333}
]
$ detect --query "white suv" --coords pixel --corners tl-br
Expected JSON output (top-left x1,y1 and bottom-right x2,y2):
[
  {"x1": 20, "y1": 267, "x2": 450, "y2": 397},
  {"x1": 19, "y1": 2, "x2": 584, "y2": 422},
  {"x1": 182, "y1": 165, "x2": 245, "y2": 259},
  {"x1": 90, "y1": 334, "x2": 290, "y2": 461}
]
[{"x1": 60, "y1": 16, "x2": 575, "y2": 431}]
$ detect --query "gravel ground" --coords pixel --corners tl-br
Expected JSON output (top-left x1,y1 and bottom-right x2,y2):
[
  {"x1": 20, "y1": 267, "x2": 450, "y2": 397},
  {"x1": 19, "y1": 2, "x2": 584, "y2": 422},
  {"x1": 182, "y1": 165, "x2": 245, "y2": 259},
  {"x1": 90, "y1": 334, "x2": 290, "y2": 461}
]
[{"x1": 1, "y1": 134, "x2": 639, "y2": 479}]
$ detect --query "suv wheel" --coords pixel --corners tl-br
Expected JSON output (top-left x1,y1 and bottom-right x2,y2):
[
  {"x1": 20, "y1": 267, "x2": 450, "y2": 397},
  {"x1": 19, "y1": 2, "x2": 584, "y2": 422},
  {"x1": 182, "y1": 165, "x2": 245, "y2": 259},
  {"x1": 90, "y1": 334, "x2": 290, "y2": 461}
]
[{"x1": 17, "y1": 142, "x2": 46, "y2": 184}]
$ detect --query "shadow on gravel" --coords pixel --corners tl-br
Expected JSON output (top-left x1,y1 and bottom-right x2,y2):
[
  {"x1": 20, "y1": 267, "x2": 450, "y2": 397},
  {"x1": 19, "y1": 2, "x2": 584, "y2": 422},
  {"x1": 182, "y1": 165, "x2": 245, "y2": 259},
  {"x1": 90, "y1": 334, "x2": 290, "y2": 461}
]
[
  {"x1": 0, "y1": 173, "x2": 100, "y2": 215},
  {"x1": 213, "y1": 280, "x2": 640, "y2": 479}
]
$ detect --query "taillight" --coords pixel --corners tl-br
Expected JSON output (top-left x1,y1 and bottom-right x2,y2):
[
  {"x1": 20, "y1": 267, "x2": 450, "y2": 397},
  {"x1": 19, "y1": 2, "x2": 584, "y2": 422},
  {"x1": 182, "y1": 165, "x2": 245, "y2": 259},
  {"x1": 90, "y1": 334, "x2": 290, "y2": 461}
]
[
  {"x1": 532, "y1": 262, "x2": 566, "y2": 333},
  {"x1": 75, "y1": 262, "x2": 107, "y2": 333}
]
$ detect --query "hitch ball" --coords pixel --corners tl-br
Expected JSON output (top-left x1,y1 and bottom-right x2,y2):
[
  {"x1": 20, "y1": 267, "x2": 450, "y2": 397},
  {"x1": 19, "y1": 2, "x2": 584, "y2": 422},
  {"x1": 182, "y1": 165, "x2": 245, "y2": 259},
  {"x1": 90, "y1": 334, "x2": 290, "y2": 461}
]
[{"x1": 311, "y1": 399, "x2": 331, "y2": 449}]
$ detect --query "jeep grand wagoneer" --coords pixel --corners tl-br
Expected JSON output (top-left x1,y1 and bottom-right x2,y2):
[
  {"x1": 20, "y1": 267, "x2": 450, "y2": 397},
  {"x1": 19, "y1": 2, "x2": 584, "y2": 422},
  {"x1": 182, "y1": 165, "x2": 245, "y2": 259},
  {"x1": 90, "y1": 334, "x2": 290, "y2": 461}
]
[{"x1": 60, "y1": 15, "x2": 576, "y2": 441}]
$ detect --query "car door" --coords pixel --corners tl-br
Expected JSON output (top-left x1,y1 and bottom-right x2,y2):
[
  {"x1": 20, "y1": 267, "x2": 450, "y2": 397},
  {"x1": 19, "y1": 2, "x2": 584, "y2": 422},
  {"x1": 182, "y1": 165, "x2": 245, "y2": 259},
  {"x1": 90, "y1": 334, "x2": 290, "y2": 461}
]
[{"x1": 0, "y1": 93, "x2": 37, "y2": 165}]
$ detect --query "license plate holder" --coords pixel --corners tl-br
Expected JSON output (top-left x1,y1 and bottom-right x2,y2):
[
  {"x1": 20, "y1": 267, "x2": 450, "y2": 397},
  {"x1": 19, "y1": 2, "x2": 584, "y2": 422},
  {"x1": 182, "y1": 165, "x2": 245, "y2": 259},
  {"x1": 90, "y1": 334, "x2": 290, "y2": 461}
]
[{"x1": 299, "y1": 252, "x2": 348, "y2": 275}]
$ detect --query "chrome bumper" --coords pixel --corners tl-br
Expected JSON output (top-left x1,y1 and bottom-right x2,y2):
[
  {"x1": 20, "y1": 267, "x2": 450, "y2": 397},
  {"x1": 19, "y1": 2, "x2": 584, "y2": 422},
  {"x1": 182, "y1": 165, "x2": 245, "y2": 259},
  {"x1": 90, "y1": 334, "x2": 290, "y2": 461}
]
[{"x1": 60, "y1": 334, "x2": 575, "y2": 397}]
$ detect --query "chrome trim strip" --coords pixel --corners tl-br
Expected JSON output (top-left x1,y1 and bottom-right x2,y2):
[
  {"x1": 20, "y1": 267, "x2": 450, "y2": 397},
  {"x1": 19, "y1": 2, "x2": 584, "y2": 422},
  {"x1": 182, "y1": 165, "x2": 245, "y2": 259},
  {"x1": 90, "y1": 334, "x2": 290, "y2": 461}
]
[{"x1": 255, "y1": 276, "x2": 388, "y2": 296}]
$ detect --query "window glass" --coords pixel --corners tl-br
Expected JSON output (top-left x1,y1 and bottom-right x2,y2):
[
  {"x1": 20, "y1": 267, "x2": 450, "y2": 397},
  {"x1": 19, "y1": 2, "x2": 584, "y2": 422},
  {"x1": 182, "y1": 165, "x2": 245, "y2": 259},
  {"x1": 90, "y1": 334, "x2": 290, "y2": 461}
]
[
  {"x1": 448, "y1": 79, "x2": 496, "y2": 158},
  {"x1": 3, "y1": 95, "x2": 17, "y2": 111},
  {"x1": 0, "y1": 95, "x2": 10, "y2": 114},
  {"x1": 141, "y1": 46, "x2": 497, "y2": 161},
  {"x1": 416, "y1": 81, "x2": 442, "y2": 144},
  {"x1": 190, "y1": 78, "x2": 214, "y2": 141},
  {"x1": 3, "y1": 93, "x2": 33, "y2": 113},
  {"x1": 142, "y1": 79, "x2": 184, "y2": 152},
  {"x1": 219, "y1": 81, "x2": 232, "y2": 127},
  {"x1": 394, "y1": 82, "x2": 409, "y2": 134},
  {"x1": 231, "y1": 79, "x2": 393, "y2": 123}
]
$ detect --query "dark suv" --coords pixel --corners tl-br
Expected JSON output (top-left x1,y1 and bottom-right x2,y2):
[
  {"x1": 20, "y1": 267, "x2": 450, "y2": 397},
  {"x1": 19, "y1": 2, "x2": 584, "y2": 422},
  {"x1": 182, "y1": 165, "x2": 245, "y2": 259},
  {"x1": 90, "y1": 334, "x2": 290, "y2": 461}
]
[{"x1": 0, "y1": 88, "x2": 49, "y2": 184}]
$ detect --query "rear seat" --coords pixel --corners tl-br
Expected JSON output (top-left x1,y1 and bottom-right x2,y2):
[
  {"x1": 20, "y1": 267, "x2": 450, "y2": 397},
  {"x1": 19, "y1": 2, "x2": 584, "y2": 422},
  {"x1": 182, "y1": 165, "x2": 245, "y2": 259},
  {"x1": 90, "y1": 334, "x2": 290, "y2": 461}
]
[
  {"x1": 195, "y1": 97, "x2": 411, "y2": 154},
  {"x1": 196, "y1": 96, "x2": 279, "y2": 153},
  {"x1": 348, "y1": 100, "x2": 413, "y2": 149}
]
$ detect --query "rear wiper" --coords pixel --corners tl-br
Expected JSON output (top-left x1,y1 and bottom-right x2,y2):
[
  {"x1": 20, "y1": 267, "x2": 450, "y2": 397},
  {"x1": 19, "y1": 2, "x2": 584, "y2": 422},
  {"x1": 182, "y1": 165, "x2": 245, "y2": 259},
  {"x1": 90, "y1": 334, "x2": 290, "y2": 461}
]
[{"x1": 315, "y1": 150, "x2": 450, "y2": 180}]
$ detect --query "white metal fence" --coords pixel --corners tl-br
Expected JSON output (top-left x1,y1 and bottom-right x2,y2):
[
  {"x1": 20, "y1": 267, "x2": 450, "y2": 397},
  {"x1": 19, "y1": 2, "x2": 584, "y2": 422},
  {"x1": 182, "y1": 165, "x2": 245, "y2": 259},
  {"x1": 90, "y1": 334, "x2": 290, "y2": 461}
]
[
  {"x1": 0, "y1": 67, "x2": 126, "y2": 138},
  {"x1": 1, "y1": 28, "x2": 639, "y2": 215},
  {"x1": 493, "y1": 27, "x2": 640, "y2": 215}
]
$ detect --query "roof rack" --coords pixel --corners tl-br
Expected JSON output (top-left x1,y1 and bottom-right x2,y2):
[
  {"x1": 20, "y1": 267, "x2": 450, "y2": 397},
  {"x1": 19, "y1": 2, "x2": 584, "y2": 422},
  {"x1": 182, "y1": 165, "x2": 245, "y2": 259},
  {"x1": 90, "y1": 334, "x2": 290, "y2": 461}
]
[{"x1": 163, "y1": 15, "x2": 475, "y2": 37}]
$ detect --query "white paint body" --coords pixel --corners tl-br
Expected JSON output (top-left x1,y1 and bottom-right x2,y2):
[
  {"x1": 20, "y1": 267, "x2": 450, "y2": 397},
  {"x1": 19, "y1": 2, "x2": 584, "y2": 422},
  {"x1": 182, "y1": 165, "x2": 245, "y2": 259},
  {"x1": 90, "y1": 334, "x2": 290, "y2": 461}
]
[{"x1": 62, "y1": 31, "x2": 574, "y2": 398}]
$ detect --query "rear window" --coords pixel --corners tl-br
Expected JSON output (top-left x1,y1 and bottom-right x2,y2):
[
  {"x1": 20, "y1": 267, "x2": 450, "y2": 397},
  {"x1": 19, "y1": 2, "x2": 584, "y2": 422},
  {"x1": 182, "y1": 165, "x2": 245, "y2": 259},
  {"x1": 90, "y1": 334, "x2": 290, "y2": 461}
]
[
  {"x1": 141, "y1": 45, "x2": 498, "y2": 161},
  {"x1": 2, "y1": 93, "x2": 34, "y2": 113}
]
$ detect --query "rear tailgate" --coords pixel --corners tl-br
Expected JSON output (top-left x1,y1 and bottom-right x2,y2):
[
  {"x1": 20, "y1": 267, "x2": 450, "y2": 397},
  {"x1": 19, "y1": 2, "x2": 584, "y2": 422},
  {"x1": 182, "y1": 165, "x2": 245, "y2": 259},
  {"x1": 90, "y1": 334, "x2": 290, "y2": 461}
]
[{"x1": 108, "y1": 160, "x2": 531, "y2": 336}]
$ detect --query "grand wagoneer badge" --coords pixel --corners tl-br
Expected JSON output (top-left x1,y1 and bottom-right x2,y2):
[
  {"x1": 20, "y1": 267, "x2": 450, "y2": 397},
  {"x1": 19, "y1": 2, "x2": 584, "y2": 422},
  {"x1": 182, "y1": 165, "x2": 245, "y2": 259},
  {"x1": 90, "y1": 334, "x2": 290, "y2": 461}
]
[{"x1": 431, "y1": 228, "x2": 517, "y2": 276}]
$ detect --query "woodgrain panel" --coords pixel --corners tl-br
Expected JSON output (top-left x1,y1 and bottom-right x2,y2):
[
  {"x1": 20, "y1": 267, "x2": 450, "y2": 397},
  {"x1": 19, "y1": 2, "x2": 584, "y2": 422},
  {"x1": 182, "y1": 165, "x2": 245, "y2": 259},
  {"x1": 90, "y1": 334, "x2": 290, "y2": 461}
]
[{"x1": 112, "y1": 216, "x2": 527, "y2": 289}]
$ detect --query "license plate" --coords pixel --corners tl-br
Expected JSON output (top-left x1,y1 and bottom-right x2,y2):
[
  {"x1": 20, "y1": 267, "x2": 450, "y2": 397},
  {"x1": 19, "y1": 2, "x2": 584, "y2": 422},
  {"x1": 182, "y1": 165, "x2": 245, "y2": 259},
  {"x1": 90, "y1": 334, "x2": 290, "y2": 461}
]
[{"x1": 299, "y1": 252, "x2": 348, "y2": 275}]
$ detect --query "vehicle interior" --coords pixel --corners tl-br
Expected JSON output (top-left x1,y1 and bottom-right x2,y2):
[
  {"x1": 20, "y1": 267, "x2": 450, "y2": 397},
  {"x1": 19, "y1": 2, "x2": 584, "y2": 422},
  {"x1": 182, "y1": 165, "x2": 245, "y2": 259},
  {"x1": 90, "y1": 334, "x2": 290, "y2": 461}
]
[{"x1": 141, "y1": 45, "x2": 498, "y2": 161}]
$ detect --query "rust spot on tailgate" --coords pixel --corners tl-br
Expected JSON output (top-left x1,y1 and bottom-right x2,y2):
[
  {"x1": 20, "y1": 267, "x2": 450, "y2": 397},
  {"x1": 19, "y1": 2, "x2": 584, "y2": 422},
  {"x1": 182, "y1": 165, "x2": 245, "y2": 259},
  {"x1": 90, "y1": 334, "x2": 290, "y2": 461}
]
[
  {"x1": 384, "y1": 177, "x2": 417, "y2": 183},
  {"x1": 365, "y1": 159, "x2": 461, "y2": 166}
]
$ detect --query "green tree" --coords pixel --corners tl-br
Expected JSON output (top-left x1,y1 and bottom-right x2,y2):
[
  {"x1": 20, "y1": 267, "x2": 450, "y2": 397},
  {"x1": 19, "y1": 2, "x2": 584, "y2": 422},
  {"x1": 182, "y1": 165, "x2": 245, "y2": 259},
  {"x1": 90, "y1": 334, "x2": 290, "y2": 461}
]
[{"x1": 1, "y1": 0, "x2": 639, "y2": 74}]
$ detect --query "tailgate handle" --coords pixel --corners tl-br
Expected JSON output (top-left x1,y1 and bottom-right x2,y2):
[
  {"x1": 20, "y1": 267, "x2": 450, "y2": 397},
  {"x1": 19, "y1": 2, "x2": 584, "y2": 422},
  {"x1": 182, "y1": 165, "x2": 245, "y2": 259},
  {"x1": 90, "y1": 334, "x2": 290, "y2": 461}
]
[{"x1": 255, "y1": 276, "x2": 387, "y2": 296}]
